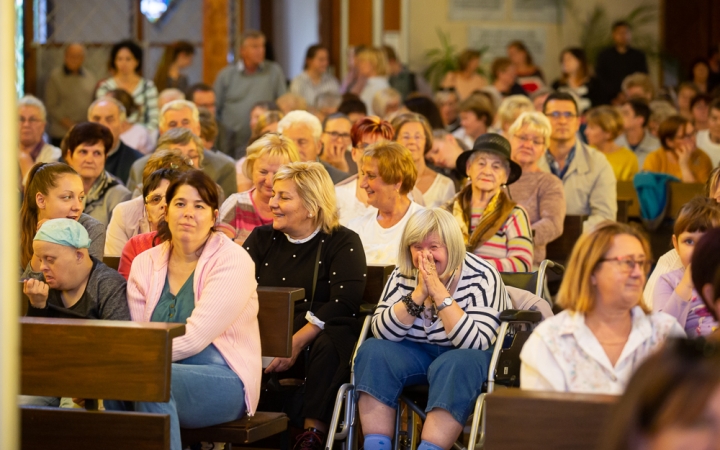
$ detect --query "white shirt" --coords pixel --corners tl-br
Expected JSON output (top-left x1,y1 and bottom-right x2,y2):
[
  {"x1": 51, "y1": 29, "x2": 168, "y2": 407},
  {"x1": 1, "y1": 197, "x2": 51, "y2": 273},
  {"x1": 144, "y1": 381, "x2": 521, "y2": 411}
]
[
  {"x1": 121, "y1": 123, "x2": 156, "y2": 155},
  {"x1": 422, "y1": 173, "x2": 456, "y2": 208},
  {"x1": 347, "y1": 201, "x2": 425, "y2": 265},
  {"x1": 696, "y1": 129, "x2": 720, "y2": 168},
  {"x1": 643, "y1": 249, "x2": 682, "y2": 309},
  {"x1": 520, "y1": 306, "x2": 685, "y2": 394},
  {"x1": 335, "y1": 179, "x2": 375, "y2": 226},
  {"x1": 359, "y1": 76, "x2": 390, "y2": 116},
  {"x1": 452, "y1": 127, "x2": 474, "y2": 149}
]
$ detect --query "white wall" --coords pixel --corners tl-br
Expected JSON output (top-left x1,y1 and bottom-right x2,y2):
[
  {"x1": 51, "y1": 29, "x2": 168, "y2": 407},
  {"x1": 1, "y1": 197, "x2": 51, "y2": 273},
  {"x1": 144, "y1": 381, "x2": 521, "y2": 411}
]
[
  {"x1": 273, "y1": 0, "x2": 319, "y2": 80},
  {"x1": 405, "y1": 0, "x2": 661, "y2": 84}
]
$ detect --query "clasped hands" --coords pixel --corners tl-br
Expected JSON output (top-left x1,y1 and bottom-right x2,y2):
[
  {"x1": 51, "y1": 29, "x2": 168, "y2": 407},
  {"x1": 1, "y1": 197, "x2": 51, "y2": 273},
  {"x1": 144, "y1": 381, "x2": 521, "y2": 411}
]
[{"x1": 412, "y1": 250, "x2": 450, "y2": 309}]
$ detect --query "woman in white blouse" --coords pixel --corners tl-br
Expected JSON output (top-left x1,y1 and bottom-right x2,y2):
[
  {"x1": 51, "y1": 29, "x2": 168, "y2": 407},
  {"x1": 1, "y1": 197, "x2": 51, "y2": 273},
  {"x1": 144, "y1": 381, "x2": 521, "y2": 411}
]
[
  {"x1": 392, "y1": 113, "x2": 455, "y2": 209},
  {"x1": 520, "y1": 221, "x2": 685, "y2": 394}
]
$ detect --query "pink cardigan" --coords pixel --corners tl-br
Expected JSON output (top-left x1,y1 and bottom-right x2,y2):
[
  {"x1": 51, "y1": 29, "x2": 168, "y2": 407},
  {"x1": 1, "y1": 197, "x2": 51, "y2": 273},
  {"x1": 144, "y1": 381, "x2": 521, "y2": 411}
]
[{"x1": 127, "y1": 232, "x2": 262, "y2": 415}]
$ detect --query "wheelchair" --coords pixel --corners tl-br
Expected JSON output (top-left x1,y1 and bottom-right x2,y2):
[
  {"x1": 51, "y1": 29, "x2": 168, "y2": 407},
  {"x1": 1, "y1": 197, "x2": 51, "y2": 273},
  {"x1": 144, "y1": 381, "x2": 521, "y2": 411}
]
[{"x1": 325, "y1": 259, "x2": 564, "y2": 450}]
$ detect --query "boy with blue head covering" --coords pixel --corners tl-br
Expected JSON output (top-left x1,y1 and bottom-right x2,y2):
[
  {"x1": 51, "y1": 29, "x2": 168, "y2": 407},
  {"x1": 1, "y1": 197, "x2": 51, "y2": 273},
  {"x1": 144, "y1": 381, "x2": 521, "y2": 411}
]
[{"x1": 23, "y1": 218, "x2": 130, "y2": 321}]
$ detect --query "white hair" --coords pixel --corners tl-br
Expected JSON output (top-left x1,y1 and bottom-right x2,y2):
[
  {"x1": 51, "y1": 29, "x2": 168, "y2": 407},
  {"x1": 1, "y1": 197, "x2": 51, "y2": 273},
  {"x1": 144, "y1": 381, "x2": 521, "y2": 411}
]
[
  {"x1": 160, "y1": 99, "x2": 199, "y2": 130},
  {"x1": 19, "y1": 95, "x2": 47, "y2": 121},
  {"x1": 277, "y1": 110, "x2": 323, "y2": 143},
  {"x1": 88, "y1": 97, "x2": 127, "y2": 122},
  {"x1": 158, "y1": 88, "x2": 186, "y2": 104},
  {"x1": 496, "y1": 95, "x2": 534, "y2": 127},
  {"x1": 508, "y1": 111, "x2": 552, "y2": 147}
]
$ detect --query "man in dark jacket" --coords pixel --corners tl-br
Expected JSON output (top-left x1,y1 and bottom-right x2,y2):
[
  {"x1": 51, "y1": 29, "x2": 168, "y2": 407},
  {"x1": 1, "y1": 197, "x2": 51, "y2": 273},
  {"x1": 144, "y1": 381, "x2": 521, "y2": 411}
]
[
  {"x1": 88, "y1": 97, "x2": 143, "y2": 185},
  {"x1": 595, "y1": 20, "x2": 649, "y2": 103}
]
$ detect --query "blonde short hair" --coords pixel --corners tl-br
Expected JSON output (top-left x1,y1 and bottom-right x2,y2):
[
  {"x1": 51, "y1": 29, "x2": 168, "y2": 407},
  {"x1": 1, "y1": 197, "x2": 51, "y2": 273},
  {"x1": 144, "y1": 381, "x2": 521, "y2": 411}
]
[
  {"x1": 622, "y1": 73, "x2": 655, "y2": 99},
  {"x1": 356, "y1": 47, "x2": 388, "y2": 76},
  {"x1": 557, "y1": 221, "x2": 651, "y2": 313},
  {"x1": 156, "y1": 127, "x2": 205, "y2": 167},
  {"x1": 243, "y1": 133, "x2": 301, "y2": 179},
  {"x1": 372, "y1": 88, "x2": 402, "y2": 118},
  {"x1": 397, "y1": 208, "x2": 466, "y2": 279},
  {"x1": 508, "y1": 111, "x2": 552, "y2": 147},
  {"x1": 586, "y1": 105, "x2": 625, "y2": 140},
  {"x1": 276, "y1": 93, "x2": 308, "y2": 113},
  {"x1": 273, "y1": 161, "x2": 340, "y2": 234},
  {"x1": 361, "y1": 141, "x2": 418, "y2": 195},
  {"x1": 142, "y1": 148, "x2": 193, "y2": 181},
  {"x1": 496, "y1": 95, "x2": 534, "y2": 129},
  {"x1": 88, "y1": 97, "x2": 127, "y2": 122},
  {"x1": 159, "y1": 99, "x2": 199, "y2": 131}
]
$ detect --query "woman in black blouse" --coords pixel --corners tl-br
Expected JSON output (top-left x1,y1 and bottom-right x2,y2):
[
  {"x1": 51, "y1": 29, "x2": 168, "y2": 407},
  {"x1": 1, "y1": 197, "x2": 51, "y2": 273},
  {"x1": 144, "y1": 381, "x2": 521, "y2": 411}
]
[{"x1": 244, "y1": 161, "x2": 367, "y2": 450}]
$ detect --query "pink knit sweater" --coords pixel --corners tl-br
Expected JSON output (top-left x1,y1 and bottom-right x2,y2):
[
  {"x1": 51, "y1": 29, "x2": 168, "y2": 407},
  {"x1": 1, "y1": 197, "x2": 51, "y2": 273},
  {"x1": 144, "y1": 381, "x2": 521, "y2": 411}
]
[{"x1": 127, "y1": 232, "x2": 262, "y2": 415}]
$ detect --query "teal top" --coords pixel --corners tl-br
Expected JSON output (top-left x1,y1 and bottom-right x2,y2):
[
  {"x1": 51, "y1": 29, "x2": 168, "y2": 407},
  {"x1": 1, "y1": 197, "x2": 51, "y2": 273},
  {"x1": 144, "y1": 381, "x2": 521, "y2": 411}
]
[{"x1": 150, "y1": 271, "x2": 196, "y2": 323}]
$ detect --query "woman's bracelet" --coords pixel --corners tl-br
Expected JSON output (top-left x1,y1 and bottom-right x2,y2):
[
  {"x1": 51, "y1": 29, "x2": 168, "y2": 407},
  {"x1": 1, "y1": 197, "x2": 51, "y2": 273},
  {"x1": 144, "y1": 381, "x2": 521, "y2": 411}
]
[{"x1": 401, "y1": 294, "x2": 425, "y2": 317}]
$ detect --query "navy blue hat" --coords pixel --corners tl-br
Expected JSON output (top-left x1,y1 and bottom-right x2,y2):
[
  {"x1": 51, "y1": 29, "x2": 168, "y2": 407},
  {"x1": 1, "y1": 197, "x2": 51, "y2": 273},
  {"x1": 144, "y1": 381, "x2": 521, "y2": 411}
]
[{"x1": 455, "y1": 133, "x2": 522, "y2": 185}]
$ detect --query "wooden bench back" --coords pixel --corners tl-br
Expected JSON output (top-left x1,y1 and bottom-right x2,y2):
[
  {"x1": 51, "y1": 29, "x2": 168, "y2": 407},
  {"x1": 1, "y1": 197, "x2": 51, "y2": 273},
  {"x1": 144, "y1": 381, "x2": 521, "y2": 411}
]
[
  {"x1": 21, "y1": 317, "x2": 184, "y2": 402},
  {"x1": 484, "y1": 389, "x2": 617, "y2": 450},
  {"x1": 545, "y1": 215, "x2": 586, "y2": 264},
  {"x1": 257, "y1": 287, "x2": 302, "y2": 358},
  {"x1": 362, "y1": 264, "x2": 395, "y2": 305},
  {"x1": 668, "y1": 182, "x2": 705, "y2": 217},
  {"x1": 617, "y1": 180, "x2": 640, "y2": 219},
  {"x1": 103, "y1": 256, "x2": 121, "y2": 271}
]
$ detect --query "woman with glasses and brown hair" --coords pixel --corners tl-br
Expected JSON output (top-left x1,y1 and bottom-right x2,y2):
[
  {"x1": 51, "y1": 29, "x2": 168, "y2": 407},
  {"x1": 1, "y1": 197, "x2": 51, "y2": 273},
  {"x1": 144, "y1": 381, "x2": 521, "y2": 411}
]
[
  {"x1": 520, "y1": 221, "x2": 685, "y2": 394},
  {"x1": 104, "y1": 149, "x2": 193, "y2": 257},
  {"x1": 642, "y1": 115, "x2": 713, "y2": 183}
]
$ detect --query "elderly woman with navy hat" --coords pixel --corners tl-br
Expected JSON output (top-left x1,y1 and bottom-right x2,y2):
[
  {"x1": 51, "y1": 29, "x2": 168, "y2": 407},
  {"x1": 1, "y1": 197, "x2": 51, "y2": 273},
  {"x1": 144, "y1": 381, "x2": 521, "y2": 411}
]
[{"x1": 448, "y1": 133, "x2": 534, "y2": 272}]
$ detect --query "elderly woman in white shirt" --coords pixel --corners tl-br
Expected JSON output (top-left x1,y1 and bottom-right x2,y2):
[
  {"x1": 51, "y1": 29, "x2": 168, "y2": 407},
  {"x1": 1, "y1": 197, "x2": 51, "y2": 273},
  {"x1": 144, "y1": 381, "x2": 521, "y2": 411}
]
[
  {"x1": 520, "y1": 221, "x2": 685, "y2": 394},
  {"x1": 347, "y1": 141, "x2": 424, "y2": 265}
]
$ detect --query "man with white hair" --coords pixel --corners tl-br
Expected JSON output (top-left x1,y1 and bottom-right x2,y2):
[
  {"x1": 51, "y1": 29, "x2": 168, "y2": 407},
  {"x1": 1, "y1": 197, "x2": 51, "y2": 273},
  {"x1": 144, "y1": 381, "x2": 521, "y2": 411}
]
[
  {"x1": 157, "y1": 88, "x2": 186, "y2": 111},
  {"x1": 88, "y1": 97, "x2": 144, "y2": 184},
  {"x1": 44, "y1": 43, "x2": 97, "y2": 145},
  {"x1": 126, "y1": 100, "x2": 237, "y2": 195},
  {"x1": 278, "y1": 110, "x2": 350, "y2": 184},
  {"x1": 18, "y1": 95, "x2": 62, "y2": 181}
]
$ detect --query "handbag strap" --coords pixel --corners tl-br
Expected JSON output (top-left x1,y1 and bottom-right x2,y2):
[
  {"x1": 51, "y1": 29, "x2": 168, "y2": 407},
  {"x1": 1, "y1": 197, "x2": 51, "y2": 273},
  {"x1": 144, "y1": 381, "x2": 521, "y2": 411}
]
[{"x1": 308, "y1": 239, "x2": 323, "y2": 311}]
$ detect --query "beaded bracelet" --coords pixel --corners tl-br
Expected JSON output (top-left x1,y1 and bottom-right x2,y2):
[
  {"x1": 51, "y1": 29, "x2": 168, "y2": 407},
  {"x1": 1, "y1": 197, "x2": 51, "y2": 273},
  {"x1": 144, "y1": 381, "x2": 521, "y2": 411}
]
[{"x1": 401, "y1": 294, "x2": 425, "y2": 317}]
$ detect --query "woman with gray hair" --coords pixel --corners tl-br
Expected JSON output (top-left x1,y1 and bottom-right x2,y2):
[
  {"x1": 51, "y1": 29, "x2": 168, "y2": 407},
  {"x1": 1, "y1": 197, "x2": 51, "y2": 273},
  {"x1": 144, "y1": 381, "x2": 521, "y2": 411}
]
[
  {"x1": 354, "y1": 207, "x2": 510, "y2": 450},
  {"x1": 244, "y1": 161, "x2": 367, "y2": 450},
  {"x1": 507, "y1": 111, "x2": 566, "y2": 266},
  {"x1": 450, "y1": 133, "x2": 534, "y2": 272}
]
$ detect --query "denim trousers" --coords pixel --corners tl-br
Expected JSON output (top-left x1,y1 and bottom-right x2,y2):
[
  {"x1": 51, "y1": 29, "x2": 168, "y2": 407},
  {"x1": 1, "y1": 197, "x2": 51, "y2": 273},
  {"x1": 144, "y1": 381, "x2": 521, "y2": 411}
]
[
  {"x1": 354, "y1": 338, "x2": 492, "y2": 424},
  {"x1": 105, "y1": 344, "x2": 246, "y2": 450}
]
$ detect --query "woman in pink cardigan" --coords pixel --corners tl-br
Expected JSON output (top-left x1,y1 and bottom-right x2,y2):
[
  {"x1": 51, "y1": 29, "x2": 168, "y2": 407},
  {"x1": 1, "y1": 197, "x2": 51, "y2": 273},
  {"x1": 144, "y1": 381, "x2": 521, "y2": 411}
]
[{"x1": 105, "y1": 170, "x2": 261, "y2": 450}]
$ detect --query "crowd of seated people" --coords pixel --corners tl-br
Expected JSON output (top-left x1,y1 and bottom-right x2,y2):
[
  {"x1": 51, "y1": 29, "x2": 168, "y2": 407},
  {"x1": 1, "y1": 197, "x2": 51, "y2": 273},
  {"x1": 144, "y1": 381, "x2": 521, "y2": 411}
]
[{"x1": 15, "y1": 21, "x2": 720, "y2": 450}]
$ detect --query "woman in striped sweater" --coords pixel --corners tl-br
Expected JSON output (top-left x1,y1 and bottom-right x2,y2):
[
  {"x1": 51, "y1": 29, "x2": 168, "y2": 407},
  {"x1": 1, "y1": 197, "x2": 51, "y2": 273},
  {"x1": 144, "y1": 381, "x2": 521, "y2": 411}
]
[
  {"x1": 354, "y1": 208, "x2": 510, "y2": 450},
  {"x1": 449, "y1": 133, "x2": 534, "y2": 272}
]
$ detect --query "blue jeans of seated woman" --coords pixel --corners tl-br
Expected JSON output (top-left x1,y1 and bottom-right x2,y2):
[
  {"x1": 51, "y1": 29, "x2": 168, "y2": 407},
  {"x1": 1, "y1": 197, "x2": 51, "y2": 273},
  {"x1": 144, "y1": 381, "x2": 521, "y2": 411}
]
[
  {"x1": 105, "y1": 344, "x2": 245, "y2": 450},
  {"x1": 354, "y1": 338, "x2": 492, "y2": 425}
]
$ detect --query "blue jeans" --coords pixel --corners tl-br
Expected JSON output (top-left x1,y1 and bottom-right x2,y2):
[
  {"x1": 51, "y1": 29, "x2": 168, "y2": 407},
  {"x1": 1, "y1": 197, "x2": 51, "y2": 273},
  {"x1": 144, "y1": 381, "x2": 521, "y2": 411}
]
[
  {"x1": 354, "y1": 339, "x2": 492, "y2": 424},
  {"x1": 105, "y1": 344, "x2": 246, "y2": 450}
]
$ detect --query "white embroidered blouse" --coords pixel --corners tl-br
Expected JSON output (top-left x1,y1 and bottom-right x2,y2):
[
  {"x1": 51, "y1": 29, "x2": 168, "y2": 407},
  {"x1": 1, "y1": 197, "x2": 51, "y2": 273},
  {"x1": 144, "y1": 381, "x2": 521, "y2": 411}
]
[{"x1": 519, "y1": 306, "x2": 685, "y2": 394}]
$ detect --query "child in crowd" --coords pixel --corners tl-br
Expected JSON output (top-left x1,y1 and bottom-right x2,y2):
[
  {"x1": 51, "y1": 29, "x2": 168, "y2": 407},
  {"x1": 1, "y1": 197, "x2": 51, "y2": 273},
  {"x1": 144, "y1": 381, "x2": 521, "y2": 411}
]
[{"x1": 652, "y1": 197, "x2": 720, "y2": 337}]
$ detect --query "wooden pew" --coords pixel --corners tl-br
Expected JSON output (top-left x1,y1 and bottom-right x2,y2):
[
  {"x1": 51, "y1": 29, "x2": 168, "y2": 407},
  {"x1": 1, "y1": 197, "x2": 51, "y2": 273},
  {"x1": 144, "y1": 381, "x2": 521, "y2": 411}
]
[
  {"x1": 545, "y1": 215, "x2": 586, "y2": 264},
  {"x1": 617, "y1": 180, "x2": 640, "y2": 219},
  {"x1": 668, "y1": 182, "x2": 705, "y2": 217},
  {"x1": 180, "y1": 287, "x2": 302, "y2": 447},
  {"x1": 20, "y1": 318, "x2": 186, "y2": 450},
  {"x1": 103, "y1": 256, "x2": 121, "y2": 271},
  {"x1": 363, "y1": 264, "x2": 395, "y2": 305},
  {"x1": 484, "y1": 389, "x2": 617, "y2": 450}
]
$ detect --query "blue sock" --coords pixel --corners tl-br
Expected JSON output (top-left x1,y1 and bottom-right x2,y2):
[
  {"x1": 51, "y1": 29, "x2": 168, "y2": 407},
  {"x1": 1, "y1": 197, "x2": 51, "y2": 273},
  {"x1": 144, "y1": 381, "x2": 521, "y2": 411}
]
[
  {"x1": 364, "y1": 434, "x2": 391, "y2": 450},
  {"x1": 417, "y1": 440, "x2": 444, "y2": 450}
]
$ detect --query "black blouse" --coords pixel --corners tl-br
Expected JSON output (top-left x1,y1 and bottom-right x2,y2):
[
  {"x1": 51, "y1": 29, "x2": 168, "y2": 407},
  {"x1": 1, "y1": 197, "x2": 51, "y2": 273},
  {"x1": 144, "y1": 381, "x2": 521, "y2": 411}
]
[{"x1": 244, "y1": 225, "x2": 367, "y2": 322}]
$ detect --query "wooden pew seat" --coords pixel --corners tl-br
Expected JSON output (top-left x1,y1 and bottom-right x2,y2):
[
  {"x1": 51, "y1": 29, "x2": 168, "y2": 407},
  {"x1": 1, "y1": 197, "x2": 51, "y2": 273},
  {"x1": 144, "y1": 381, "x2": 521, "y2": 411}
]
[
  {"x1": 181, "y1": 411, "x2": 288, "y2": 445},
  {"x1": 484, "y1": 389, "x2": 617, "y2": 450},
  {"x1": 545, "y1": 215, "x2": 586, "y2": 264}
]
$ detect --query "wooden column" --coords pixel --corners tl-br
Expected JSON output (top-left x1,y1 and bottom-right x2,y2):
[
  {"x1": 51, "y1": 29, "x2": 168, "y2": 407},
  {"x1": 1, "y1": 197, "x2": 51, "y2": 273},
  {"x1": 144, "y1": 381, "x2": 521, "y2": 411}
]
[
  {"x1": 1, "y1": 0, "x2": 21, "y2": 447},
  {"x1": 22, "y1": 0, "x2": 36, "y2": 95},
  {"x1": 203, "y1": 0, "x2": 230, "y2": 85},
  {"x1": 348, "y1": 0, "x2": 373, "y2": 47}
]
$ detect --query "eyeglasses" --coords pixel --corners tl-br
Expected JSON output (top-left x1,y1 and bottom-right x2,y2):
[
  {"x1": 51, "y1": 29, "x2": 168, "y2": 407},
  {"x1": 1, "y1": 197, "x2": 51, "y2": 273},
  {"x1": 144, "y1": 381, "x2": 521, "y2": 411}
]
[
  {"x1": 19, "y1": 117, "x2": 43, "y2": 125},
  {"x1": 600, "y1": 256, "x2": 649, "y2": 273},
  {"x1": 545, "y1": 111, "x2": 577, "y2": 120},
  {"x1": 325, "y1": 131, "x2": 351, "y2": 140},
  {"x1": 145, "y1": 194, "x2": 166, "y2": 206},
  {"x1": 513, "y1": 134, "x2": 545, "y2": 146}
]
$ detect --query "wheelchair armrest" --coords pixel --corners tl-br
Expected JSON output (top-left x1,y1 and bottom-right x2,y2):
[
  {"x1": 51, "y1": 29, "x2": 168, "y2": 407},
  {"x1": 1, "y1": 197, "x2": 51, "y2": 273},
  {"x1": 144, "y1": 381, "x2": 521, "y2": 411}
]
[
  {"x1": 499, "y1": 309, "x2": 542, "y2": 323},
  {"x1": 359, "y1": 303, "x2": 377, "y2": 315}
]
